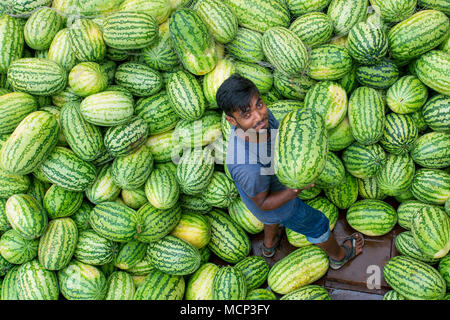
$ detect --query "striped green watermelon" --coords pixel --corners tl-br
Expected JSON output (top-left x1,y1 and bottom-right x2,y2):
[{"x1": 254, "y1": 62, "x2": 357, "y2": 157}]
[
  {"x1": 185, "y1": 262, "x2": 219, "y2": 300},
  {"x1": 203, "y1": 58, "x2": 236, "y2": 108},
  {"x1": 342, "y1": 142, "x2": 385, "y2": 179},
  {"x1": 267, "y1": 100, "x2": 304, "y2": 123},
  {"x1": 169, "y1": 8, "x2": 217, "y2": 75},
  {"x1": 246, "y1": 288, "x2": 277, "y2": 300},
  {"x1": 273, "y1": 71, "x2": 315, "y2": 101},
  {"x1": 421, "y1": 94, "x2": 450, "y2": 132},
  {"x1": 212, "y1": 266, "x2": 247, "y2": 300},
  {"x1": 357, "y1": 177, "x2": 386, "y2": 200},
  {"x1": 280, "y1": 285, "x2": 330, "y2": 300},
  {"x1": 105, "y1": 271, "x2": 135, "y2": 300},
  {"x1": 388, "y1": 10, "x2": 449, "y2": 60},
  {"x1": 58, "y1": 260, "x2": 107, "y2": 300},
  {"x1": 201, "y1": 171, "x2": 238, "y2": 208},
  {"x1": 1, "y1": 265, "x2": 20, "y2": 300},
  {"x1": 327, "y1": 0, "x2": 368, "y2": 36},
  {"x1": 315, "y1": 152, "x2": 345, "y2": 188},
  {"x1": 438, "y1": 255, "x2": 450, "y2": 288},
  {"x1": 68, "y1": 62, "x2": 108, "y2": 97},
  {"x1": 126, "y1": 255, "x2": 155, "y2": 276},
  {"x1": 114, "y1": 240, "x2": 147, "y2": 270},
  {"x1": 26, "y1": 176, "x2": 48, "y2": 207},
  {"x1": 134, "y1": 269, "x2": 185, "y2": 300},
  {"x1": 346, "y1": 199, "x2": 397, "y2": 236},
  {"x1": 384, "y1": 255, "x2": 446, "y2": 300},
  {"x1": 205, "y1": 209, "x2": 250, "y2": 263},
  {"x1": 383, "y1": 290, "x2": 407, "y2": 300},
  {"x1": 174, "y1": 111, "x2": 222, "y2": 148},
  {"x1": 145, "y1": 167, "x2": 180, "y2": 209},
  {"x1": 170, "y1": 212, "x2": 210, "y2": 249},
  {"x1": 70, "y1": 201, "x2": 92, "y2": 232},
  {"x1": 223, "y1": 0, "x2": 289, "y2": 33},
  {"x1": 386, "y1": 76, "x2": 428, "y2": 114},
  {"x1": 395, "y1": 231, "x2": 440, "y2": 264},
  {"x1": 146, "y1": 130, "x2": 181, "y2": 163},
  {"x1": 0, "y1": 229, "x2": 39, "y2": 264},
  {"x1": 376, "y1": 153, "x2": 415, "y2": 196},
  {"x1": 38, "y1": 217, "x2": 78, "y2": 271},
  {"x1": 369, "y1": 0, "x2": 416, "y2": 23},
  {"x1": 289, "y1": 12, "x2": 333, "y2": 48},
  {"x1": 328, "y1": 117, "x2": 355, "y2": 152},
  {"x1": 397, "y1": 200, "x2": 439, "y2": 230},
  {"x1": 16, "y1": 259, "x2": 59, "y2": 300},
  {"x1": 410, "y1": 132, "x2": 450, "y2": 169},
  {"x1": 0, "y1": 168, "x2": 30, "y2": 199},
  {"x1": 274, "y1": 109, "x2": 328, "y2": 189},
  {"x1": 347, "y1": 22, "x2": 388, "y2": 65},
  {"x1": 419, "y1": 0, "x2": 450, "y2": 15},
  {"x1": 167, "y1": 70, "x2": 206, "y2": 121},
  {"x1": 228, "y1": 198, "x2": 264, "y2": 235},
  {"x1": 52, "y1": 86, "x2": 82, "y2": 108},
  {"x1": 235, "y1": 256, "x2": 269, "y2": 291},
  {"x1": 415, "y1": 50, "x2": 450, "y2": 96},
  {"x1": 43, "y1": 185, "x2": 83, "y2": 219},
  {"x1": 379, "y1": 113, "x2": 419, "y2": 155},
  {"x1": 0, "y1": 14, "x2": 24, "y2": 74},
  {"x1": 268, "y1": 245, "x2": 329, "y2": 295},
  {"x1": 356, "y1": 59, "x2": 399, "y2": 89},
  {"x1": 103, "y1": 117, "x2": 149, "y2": 157},
  {"x1": 147, "y1": 234, "x2": 201, "y2": 276},
  {"x1": 262, "y1": 26, "x2": 308, "y2": 76},
  {"x1": 24, "y1": 7, "x2": 63, "y2": 50},
  {"x1": 411, "y1": 206, "x2": 450, "y2": 259},
  {"x1": 287, "y1": 0, "x2": 331, "y2": 16},
  {"x1": 179, "y1": 194, "x2": 212, "y2": 214},
  {"x1": 307, "y1": 44, "x2": 352, "y2": 80},
  {"x1": 0, "y1": 92, "x2": 37, "y2": 134},
  {"x1": 121, "y1": 188, "x2": 147, "y2": 210},
  {"x1": 114, "y1": 62, "x2": 162, "y2": 97},
  {"x1": 348, "y1": 86, "x2": 385, "y2": 145},
  {"x1": 225, "y1": 27, "x2": 264, "y2": 63},
  {"x1": 135, "y1": 202, "x2": 181, "y2": 243},
  {"x1": 410, "y1": 169, "x2": 450, "y2": 205},
  {"x1": 48, "y1": 28, "x2": 77, "y2": 71},
  {"x1": 176, "y1": 148, "x2": 214, "y2": 195},
  {"x1": 68, "y1": 18, "x2": 106, "y2": 62},
  {"x1": 324, "y1": 170, "x2": 358, "y2": 210},
  {"x1": 235, "y1": 61, "x2": 273, "y2": 94},
  {"x1": 74, "y1": 229, "x2": 118, "y2": 266},
  {"x1": 85, "y1": 164, "x2": 121, "y2": 205},
  {"x1": 298, "y1": 185, "x2": 322, "y2": 201}
]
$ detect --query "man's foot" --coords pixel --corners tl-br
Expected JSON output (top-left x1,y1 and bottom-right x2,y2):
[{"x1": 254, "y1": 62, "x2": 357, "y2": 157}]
[
  {"x1": 329, "y1": 232, "x2": 364, "y2": 270},
  {"x1": 262, "y1": 227, "x2": 284, "y2": 258}
]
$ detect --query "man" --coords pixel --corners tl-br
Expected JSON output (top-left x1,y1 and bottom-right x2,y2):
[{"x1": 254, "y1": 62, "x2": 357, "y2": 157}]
[{"x1": 216, "y1": 74, "x2": 364, "y2": 269}]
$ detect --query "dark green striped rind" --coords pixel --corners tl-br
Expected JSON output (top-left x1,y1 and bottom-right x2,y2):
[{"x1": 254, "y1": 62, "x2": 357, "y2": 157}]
[
  {"x1": 145, "y1": 130, "x2": 181, "y2": 163},
  {"x1": 105, "y1": 271, "x2": 135, "y2": 300},
  {"x1": 203, "y1": 58, "x2": 236, "y2": 108},
  {"x1": 226, "y1": 27, "x2": 264, "y2": 63},
  {"x1": 419, "y1": 0, "x2": 450, "y2": 15},
  {"x1": 357, "y1": 177, "x2": 387, "y2": 200},
  {"x1": 114, "y1": 62, "x2": 162, "y2": 97},
  {"x1": 147, "y1": 235, "x2": 201, "y2": 276},
  {"x1": 438, "y1": 255, "x2": 450, "y2": 288},
  {"x1": 382, "y1": 290, "x2": 407, "y2": 300},
  {"x1": 346, "y1": 199, "x2": 397, "y2": 236},
  {"x1": 342, "y1": 142, "x2": 386, "y2": 179},
  {"x1": 134, "y1": 269, "x2": 185, "y2": 300},
  {"x1": 274, "y1": 109, "x2": 328, "y2": 189},
  {"x1": 395, "y1": 231, "x2": 441, "y2": 264},
  {"x1": 356, "y1": 59, "x2": 399, "y2": 89},
  {"x1": 415, "y1": 50, "x2": 450, "y2": 96},
  {"x1": 38, "y1": 218, "x2": 78, "y2": 271},
  {"x1": 0, "y1": 14, "x2": 24, "y2": 74},
  {"x1": 166, "y1": 70, "x2": 206, "y2": 121},
  {"x1": 135, "y1": 202, "x2": 182, "y2": 243},
  {"x1": 5, "y1": 194, "x2": 48, "y2": 240},
  {"x1": 170, "y1": 212, "x2": 210, "y2": 249},
  {"x1": 289, "y1": 12, "x2": 333, "y2": 48},
  {"x1": 348, "y1": 86, "x2": 385, "y2": 145},
  {"x1": 379, "y1": 113, "x2": 419, "y2": 155},
  {"x1": 0, "y1": 198, "x2": 12, "y2": 232},
  {"x1": 89, "y1": 202, "x2": 138, "y2": 243},
  {"x1": 315, "y1": 152, "x2": 345, "y2": 188},
  {"x1": 24, "y1": 7, "x2": 63, "y2": 51},
  {"x1": 387, "y1": 10, "x2": 449, "y2": 60},
  {"x1": 43, "y1": 185, "x2": 83, "y2": 219},
  {"x1": 103, "y1": 11, "x2": 158, "y2": 50},
  {"x1": 411, "y1": 206, "x2": 450, "y2": 259},
  {"x1": 58, "y1": 260, "x2": 107, "y2": 300},
  {"x1": 169, "y1": 8, "x2": 217, "y2": 75},
  {"x1": 262, "y1": 26, "x2": 308, "y2": 76},
  {"x1": 16, "y1": 259, "x2": 59, "y2": 300},
  {"x1": 223, "y1": 0, "x2": 290, "y2": 33},
  {"x1": 268, "y1": 100, "x2": 304, "y2": 123},
  {"x1": 369, "y1": 0, "x2": 416, "y2": 23},
  {"x1": 280, "y1": 285, "x2": 331, "y2": 300},
  {"x1": 68, "y1": 18, "x2": 106, "y2": 62},
  {"x1": 39, "y1": 147, "x2": 97, "y2": 192},
  {"x1": 324, "y1": 170, "x2": 358, "y2": 210},
  {"x1": 185, "y1": 262, "x2": 219, "y2": 300},
  {"x1": 205, "y1": 209, "x2": 251, "y2": 264},
  {"x1": 114, "y1": 240, "x2": 147, "y2": 270},
  {"x1": 145, "y1": 167, "x2": 180, "y2": 210},
  {"x1": 268, "y1": 245, "x2": 329, "y2": 295},
  {"x1": 0, "y1": 229, "x2": 38, "y2": 264},
  {"x1": 246, "y1": 288, "x2": 277, "y2": 300},
  {"x1": 74, "y1": 229, "x2": 118, "y2": 266},
  {"x1": 327, "y1": 117, "x2": 355, "y2": 152},
  {"x1": 273, "y1": 71, "x2": 315, "y2": 101},
  {"x1": 410, "y1": 169, "x2": 450, "y2": 205},
  {"x1": 135, "y1": 91, "x2": 180, "y2": 135},
  {"x1": 104, "y1": 117, "x2": 149, "y2": 157},
  {"x1": 235, "y1": 255, "x2": 269, "y2": 291},
  {"x1": 68, "y1": 62, "x2": 108, "y2": 97},
  {"x1": 235, "y1": 61, "x2": 273, "y2": 94},
  {"x1": 52, "y1": 86, "x2": 81, "y2": 108},
  {"x1": 11, "y1": 0, "x2": 52, "y2": 17},
  {"x1": 201, "y1": 171, "x2": 238, "y2": 208},
  {"x1": 176, "y1": 148, "x2": 214, "y2": 195},
  {"x1": 48, "y1": 28, "x2": 77, "y2": 72},
  {"x1": 179, "y1": 194, "x2": 212, "y2": 214},
  {"x1": 308, "y1": 44, "x2": 353, "y2": 81},
  {"x1": 85, "y1": 164, "x2": 121, "y2": 205},
  {"x1": 410, "y1": 132, "x2": 450, "y2": 169},
  {"x1": 347, "y1": 22, "x2": 388, "y2": 65},
  {"x1": 228, "y1": 198, "x2": 264, "y2": 235},
  {"x1": 327, "y1": 0, "x2": 368, "y2": 36},
  {"x1": 422, "y1": 94, "x2": 450, "y2": 132},
  {"x1": 1, "y1": 265, "x2": 20, "y2": 300},
  {"x1": 376, "y1": 153, "x2": 415, "y2": 197},
  {"x1": 287, "y1": 0, "x2": 331, "y2": 16},
  {"x1": 0, "y1": 168, "x2": 30, "y2": 199},
  {"x1": 0, "y1": 92, "x2": 37, "y2": 134},
  {"x1": 306, "y1": 197, "x2": 339, "y2": 230},
  {"x1": 212, "y1": 266, "x2": 247, "y2": 300},
  {"x1": 386, "y1": 76, "x2": 428, "y2": 114},
  {"x1": 383, "y1": 255, "x2": 446, "y2": 300},
  {"x1": 397, "y1": 200, "x2": 438, "y2": 230},
  {"x1": 0, "y1": 111, "x2": 59, "y2": 175}
]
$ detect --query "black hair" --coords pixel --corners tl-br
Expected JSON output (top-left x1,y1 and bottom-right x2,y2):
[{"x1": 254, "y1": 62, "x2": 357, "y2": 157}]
[{"x1": 216, "y1": 73, "x2": 260, "y2": 117}]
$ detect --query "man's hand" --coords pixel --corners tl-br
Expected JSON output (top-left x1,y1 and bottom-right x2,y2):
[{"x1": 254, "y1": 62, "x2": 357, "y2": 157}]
[
  {"x1": 288, "y1": 183, "x2": 315, "y2": 194},
  {"x1": 250, "y1": 183, "x2": 316, "y2": 211}
]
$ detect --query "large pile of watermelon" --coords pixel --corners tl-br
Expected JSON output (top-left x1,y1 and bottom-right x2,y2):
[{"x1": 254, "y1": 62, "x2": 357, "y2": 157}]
[{"x1": 0, "y1": 0, "x2": 449, "y2": 300}]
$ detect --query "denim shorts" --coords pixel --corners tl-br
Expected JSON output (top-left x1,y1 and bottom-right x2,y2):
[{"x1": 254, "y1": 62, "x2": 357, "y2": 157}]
[{"x1": 279, "y1": 198, "x2": 331, "y2": 244}]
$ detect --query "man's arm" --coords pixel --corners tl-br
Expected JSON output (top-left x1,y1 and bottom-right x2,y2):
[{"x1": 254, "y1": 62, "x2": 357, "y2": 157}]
[{"x1": 250, "y1": 184, "x2": 315, "y2": 211}]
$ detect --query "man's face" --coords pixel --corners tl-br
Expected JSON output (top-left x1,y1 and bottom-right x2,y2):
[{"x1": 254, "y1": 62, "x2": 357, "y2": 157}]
[{"x1": 226, "y1": 94, "x2": 269, "y2": 133}]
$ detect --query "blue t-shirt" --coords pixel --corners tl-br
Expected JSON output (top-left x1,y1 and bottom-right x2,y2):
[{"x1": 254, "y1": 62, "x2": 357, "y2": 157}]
[{"x1": 226, "y1": 109, "x2": 299, "y2": 224}]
